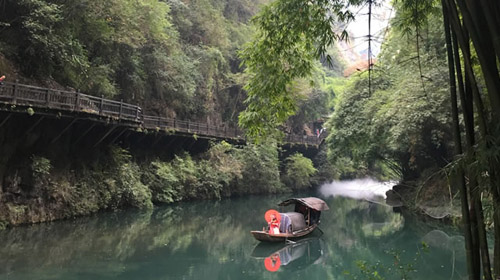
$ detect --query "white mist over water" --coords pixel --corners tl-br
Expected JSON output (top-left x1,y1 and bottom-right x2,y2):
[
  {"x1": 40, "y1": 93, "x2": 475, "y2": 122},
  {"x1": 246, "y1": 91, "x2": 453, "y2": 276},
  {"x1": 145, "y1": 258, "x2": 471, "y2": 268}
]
[{"x1": 319, "y1": 178, "x2": 397, "y2": 201}]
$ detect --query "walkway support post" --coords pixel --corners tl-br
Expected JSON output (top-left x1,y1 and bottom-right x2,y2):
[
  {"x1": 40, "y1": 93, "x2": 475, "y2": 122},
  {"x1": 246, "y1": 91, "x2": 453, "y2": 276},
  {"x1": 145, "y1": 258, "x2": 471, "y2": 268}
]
[
  {"x1": 74, "y1": 123, "x2": 96, "y2": 145},
  {"x1": 0, "y1": 114, "x2": 12, "y2": 128},
  {"x1": 45, "y1": 89, "x2": 50, "y2": 107},
  {"x1": 51, "y1": 118, "x2": 78, "y2": 144},
  {"x1": 100, "y1": 95, "x2": 104, "y2": 115},
  {"x1": 93, "y1": 125, "x2": 117, "y2": 148},
  {"x1": 12, "y1": 79, "x2": 18, "y2": 104},
  {"x1": 119, "y1": 99, "x2": 123, "y2": 119},
  {"x1": 75, "y1": 92, "x2": 80, "y2": 111},
  {"x1": 26, "y1": 116, "x2": 45, "y2": 135},
  {"x1": 109, "y1": 128, "x2": 128, "y2": 145}
]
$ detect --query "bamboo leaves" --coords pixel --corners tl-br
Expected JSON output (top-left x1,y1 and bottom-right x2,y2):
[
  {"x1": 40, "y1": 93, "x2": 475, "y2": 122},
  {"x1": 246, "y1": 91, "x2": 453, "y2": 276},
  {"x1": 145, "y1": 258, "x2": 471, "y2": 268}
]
[{"x1": 238, "y1": 0, "x2": 361, "y2": 141}]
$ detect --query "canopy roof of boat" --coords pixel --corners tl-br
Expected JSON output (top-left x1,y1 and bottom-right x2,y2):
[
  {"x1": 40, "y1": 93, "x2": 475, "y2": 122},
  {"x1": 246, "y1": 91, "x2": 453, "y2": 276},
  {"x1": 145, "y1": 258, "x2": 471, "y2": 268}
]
[{"x1": 278, "y1": 197, "x2": 330, "y2": 211}]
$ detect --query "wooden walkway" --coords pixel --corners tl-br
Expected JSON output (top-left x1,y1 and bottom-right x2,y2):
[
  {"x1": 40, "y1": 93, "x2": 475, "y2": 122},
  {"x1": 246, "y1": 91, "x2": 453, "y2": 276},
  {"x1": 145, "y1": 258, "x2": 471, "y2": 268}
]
[{"x1": 0, "y1": 81, "x2": 325, "y2": 146}]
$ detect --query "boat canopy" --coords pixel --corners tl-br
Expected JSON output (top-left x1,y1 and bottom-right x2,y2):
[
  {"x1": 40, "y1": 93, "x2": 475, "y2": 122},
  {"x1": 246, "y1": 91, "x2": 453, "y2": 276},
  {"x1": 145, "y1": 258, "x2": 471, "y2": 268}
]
[
  {"x1": 278, "y1": 197, "x2": 330, "y2": 211},
  {"x1": 279, "y1": 212, "x2": 307, "y2": 233}
]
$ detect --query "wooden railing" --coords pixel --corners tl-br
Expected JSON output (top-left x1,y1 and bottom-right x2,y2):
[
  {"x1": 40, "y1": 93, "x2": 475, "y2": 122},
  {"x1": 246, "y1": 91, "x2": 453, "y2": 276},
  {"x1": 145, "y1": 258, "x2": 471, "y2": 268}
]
[
  {"x1": 284, "y1": 132, "x2": 326, "y2": 146},
  {"x1": 143, "y1": 115, "x2": 243, "y2": 139},
  {"x1": 142, "y1": 115, "x2": 325, "y2": 145},
  {"x1": 0, "y1": 81, "x2": 324, "y2": 146},
  {"x1": 0, "y1": 82, "x2": 141, "y2": 122}
]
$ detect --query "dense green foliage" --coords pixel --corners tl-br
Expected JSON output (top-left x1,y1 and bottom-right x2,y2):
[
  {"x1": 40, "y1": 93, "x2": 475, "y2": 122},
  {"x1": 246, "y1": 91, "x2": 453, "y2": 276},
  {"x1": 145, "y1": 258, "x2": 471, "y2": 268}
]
[
  {"x1": 143, "y1": 143, "x2": 245, "y2": 203},
  {"x1": 0, "y1": 0, "x2": 334, "y2": 130},
  {"x1": 236, "y1": 0, "x2": 451, "y2": 181},
  {"x1": 238, "y1": 0, "x2": 361, "y2": 140},
  {"x1": 0, "y1": 0, "x2": 266, "y2": 121},
  {"x1": 235, "y1": 142, "x2": 284, "y2": 193},
  {"x1": 286, "y1": 62, "x2": 340, "y2": 134},
  {"x1": 0, "y1": 141, "x2": 320, "y2": 226},
  {"x1": 326, "y1": 6, "x2": 452, "y2": 180},
  {"x1": 142, "y1": 142, "x2": 285, "y2": 203},
  {"x1": 283, "y1": 153, "x2": 317, "y2": 190},
  {"x1": 96, "y1": 142, "x2": 288, "y2": 207},
  {"x1": 70, "y1": 146, "x2": 153, "y2": 214}
]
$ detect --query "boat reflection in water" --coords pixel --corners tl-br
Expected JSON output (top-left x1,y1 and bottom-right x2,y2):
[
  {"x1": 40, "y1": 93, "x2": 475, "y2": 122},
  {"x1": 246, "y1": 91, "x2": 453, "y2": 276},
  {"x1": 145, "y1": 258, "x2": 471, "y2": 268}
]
[{"x1": 251, "y1": 238, "x2": 326, "y2": 272}]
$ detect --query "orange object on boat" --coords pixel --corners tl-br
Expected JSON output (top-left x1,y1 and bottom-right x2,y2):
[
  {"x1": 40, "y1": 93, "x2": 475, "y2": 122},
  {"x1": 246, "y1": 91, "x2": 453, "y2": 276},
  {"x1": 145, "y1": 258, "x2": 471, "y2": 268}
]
[{"x1": 264, "y1": 209, "x2": 281, "y2": 223}]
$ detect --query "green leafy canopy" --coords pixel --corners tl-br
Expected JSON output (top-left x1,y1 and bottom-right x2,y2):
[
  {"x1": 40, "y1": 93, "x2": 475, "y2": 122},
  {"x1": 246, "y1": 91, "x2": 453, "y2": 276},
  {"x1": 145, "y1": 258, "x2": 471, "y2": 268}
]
[{"x1": 238, "y1": 0, "x2": 371, "y2": 141}]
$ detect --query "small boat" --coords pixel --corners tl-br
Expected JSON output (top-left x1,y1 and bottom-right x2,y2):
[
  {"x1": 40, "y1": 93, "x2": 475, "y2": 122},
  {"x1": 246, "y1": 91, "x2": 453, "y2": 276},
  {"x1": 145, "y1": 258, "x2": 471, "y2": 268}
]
[{"x1": 250, "y1": 197, "x2": 329, "y2": 242}]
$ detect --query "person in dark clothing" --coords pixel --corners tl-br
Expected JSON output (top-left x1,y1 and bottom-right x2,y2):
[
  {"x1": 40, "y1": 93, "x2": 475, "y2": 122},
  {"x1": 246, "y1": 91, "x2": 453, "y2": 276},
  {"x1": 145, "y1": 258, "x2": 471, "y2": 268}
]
[{"x1": 310, "y1": 210, "x2": 321, "y2": 225}]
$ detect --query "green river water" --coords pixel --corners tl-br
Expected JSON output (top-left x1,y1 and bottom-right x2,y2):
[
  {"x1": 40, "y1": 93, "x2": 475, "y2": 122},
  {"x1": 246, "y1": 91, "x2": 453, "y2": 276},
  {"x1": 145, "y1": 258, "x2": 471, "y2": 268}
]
[{"x1": 0, "y1": 189, "x2": 466, "y2": 280}]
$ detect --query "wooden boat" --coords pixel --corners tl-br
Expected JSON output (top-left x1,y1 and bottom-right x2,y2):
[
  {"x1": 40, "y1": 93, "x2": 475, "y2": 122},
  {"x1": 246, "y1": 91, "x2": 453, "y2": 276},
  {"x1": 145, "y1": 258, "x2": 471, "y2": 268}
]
[{"x1": 250, "y1": 197, "x2": 329, "y2": 242}]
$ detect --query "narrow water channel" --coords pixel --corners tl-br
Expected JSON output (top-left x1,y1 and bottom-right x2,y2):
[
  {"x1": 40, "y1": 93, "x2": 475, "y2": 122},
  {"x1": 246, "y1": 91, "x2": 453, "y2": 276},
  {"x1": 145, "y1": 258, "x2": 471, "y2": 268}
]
[{"x1": 0, "y1": 183, "x2": 466, "y2": 279}]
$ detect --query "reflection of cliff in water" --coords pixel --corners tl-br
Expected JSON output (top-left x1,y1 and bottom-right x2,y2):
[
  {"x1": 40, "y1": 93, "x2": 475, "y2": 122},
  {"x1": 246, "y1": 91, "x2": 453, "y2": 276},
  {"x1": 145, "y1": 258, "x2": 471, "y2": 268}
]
[
  {"x1": 0, "y1": 199, "x2": 262, "y2": 279},
  {"x1": 0, "y1": 194, "x2": 469, "y2": 280},
  {"x1": 316, "y1": 196, "x2": 467, "y2": 280},
  {"x1": 322, "y1": 196, "x2": 405, "y2": 246},
  {"x1": 251, "y1": 238, "x2": 326, "y2": 272}
]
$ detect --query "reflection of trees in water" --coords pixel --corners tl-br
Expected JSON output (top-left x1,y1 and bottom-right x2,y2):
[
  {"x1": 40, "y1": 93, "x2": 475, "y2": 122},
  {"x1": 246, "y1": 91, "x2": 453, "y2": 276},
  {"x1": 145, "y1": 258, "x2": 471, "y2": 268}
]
[
  {"x1": 420, "y1": 230, "x2": 467, "y2": 279},
  {"x1": 321, "y1": 197, "x2": 404, "y2": 248},
  {"x1": 0, "y1": 195, "x2": 469, "y2": 279},
  {"x1": 0, "y1": 196, "x2": 284, "y2": 278},
  {"x1": 318, "y1": 197, "x2": 404, "y2": 277},
  {"x1": 0, "y1": 210, "x2": 155, "y2": 276},
  {"x1": 318, "y1": 196, "x2": 467, "y2": 279}
]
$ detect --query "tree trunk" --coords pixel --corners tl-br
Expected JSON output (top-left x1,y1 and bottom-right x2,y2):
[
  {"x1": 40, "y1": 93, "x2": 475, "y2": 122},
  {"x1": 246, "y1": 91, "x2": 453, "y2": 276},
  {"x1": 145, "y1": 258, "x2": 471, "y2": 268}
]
[
  {"x1": 446, "y1": 0, "x2": 500, "y2": 276},
  {"x1": 455, "y1": 0, "x2": 500, "y2": 119},
  {"x1": 452, "y1": 33, "x2": 493, "y2": 280},
  {"x1": 477, "y1": 0, "x2": 500, "y2": 62},
  {"x1": 451, "y1": 28, "x2": 481, "y2": 275},
  {"x1": 442, "y1": 2, "x2": 478, "y2": 278},
  {"x1": 457, "y1": 62, "x2": 481, "y2": 280}
]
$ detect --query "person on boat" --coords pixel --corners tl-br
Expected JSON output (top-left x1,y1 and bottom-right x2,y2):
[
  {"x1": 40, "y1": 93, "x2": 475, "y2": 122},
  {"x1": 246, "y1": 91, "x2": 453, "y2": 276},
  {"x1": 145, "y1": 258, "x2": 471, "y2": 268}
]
[
  {"x1": 310, "y1": 209, "x2": 321, "y2": 225},
  {"x1": 268, "y1": 214, "x2": 280, "y2": 235}
]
